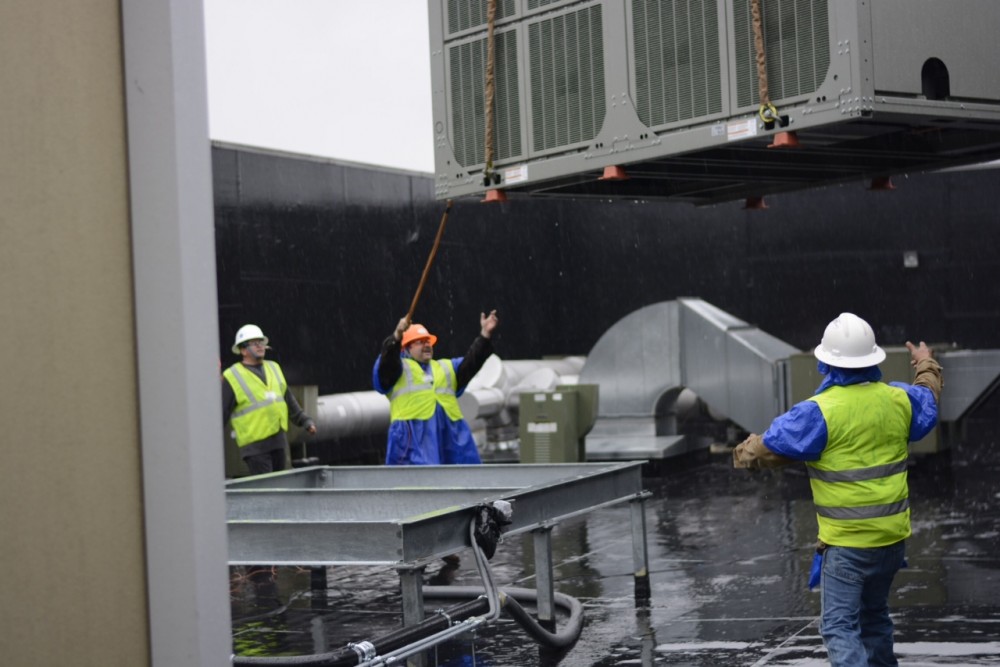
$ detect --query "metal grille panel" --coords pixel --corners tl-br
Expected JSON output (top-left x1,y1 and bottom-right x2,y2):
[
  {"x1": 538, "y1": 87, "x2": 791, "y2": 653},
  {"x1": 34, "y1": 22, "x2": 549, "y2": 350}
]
[
  {"x1": 447, "y1": 0, "x2": 517, "y2": 35},
  {"x1": 527, "y1": 0, "x2": 564, "y2": 9},
  {"x1": 448, "y1": 29, "x2": 522, "y2": 168},
  {"x1": 631, "y1": 0, "x2": 722, "y2": 128},
  {"x1": 734, "y1": 0, "x2": 830, "y2": 108},
  {"x1": 529, "y1": 4, "x2": 606, "y2": 152}
]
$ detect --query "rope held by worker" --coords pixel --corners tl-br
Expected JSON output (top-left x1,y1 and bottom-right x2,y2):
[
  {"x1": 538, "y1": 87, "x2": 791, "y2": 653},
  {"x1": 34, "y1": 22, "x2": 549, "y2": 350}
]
[{"x1": 405, "y1": 199, "x2": 453, "y2": 326}]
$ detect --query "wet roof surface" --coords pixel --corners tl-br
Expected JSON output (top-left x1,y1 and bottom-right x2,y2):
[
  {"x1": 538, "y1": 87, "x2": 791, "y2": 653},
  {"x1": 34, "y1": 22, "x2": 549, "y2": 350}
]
[{"x1": 230, "y1": 442, "x2": 1000, "y2": 665}]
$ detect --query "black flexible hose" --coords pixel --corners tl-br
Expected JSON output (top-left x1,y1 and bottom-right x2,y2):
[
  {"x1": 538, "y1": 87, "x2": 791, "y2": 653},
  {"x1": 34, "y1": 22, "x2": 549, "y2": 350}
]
[
  {"x1": 425, "y1": 585, "x2": 585, "y2": 649},
  {"x1": 232, "y1": 585, "x2": 584, "y2": 665},
  {"x1": 232, "y1": 596, "x2": 489, "y2": 666},
  {"x1": 235, "y1": 507, "x2": 582, "y2": 664}
]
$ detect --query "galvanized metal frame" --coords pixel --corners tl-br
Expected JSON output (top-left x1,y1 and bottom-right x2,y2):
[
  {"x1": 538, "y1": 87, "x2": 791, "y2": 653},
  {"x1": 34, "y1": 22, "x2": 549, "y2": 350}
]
[
  {"x1": 227, "y1": 462, "x2": 650, "y2": 631},
  {"x1": 227, "y1": 462, "x2": 647, "y2": 565}
]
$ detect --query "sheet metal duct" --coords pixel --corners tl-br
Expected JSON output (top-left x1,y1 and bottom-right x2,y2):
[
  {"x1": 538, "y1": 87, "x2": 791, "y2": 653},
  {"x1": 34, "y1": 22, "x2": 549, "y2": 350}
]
[
  {"x1": 579, "y1": 298, "x2": 799, "y2": 458},
  {"x1": 917, "y1": 350, "x2": 1000, "y2": 423},
  {"x1": 580, "y1": 298, "x2": 1000, "y2": 459},
  {"x1": 678, "y1": 299, "x2": 800, "y2": 431}
]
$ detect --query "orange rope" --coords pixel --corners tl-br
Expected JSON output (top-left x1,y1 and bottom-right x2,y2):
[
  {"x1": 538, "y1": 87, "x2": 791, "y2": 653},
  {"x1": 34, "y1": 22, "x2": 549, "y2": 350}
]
[
  {"x1": 750, "y1": 0, "x2": 777, "y2": 123},
  {"x1": 405, "y1": 200, "x2": 453, "y2": 325},
  {"x1": 484, "y1": 0, "x2": 497, "y2": 179}
]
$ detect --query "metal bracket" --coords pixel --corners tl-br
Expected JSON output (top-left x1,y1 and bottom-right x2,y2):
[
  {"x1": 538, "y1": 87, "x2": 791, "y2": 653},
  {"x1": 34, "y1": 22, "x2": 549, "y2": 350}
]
[{"x1": 349, "y1": 640, "x2": 377, "y2": 661}]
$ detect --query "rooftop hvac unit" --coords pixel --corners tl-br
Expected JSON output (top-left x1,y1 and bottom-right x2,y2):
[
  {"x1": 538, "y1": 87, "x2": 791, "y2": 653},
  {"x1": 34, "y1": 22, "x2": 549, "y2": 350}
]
[{"x1": 428, "y1": 0, "x2": 1000, "y2": 204}]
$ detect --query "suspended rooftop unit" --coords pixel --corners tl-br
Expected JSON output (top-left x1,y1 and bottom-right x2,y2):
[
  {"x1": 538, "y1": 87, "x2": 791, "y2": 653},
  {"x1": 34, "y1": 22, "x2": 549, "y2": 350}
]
[{"x1": 427, "y1": 0, "x2": 1000, "y2": 204}]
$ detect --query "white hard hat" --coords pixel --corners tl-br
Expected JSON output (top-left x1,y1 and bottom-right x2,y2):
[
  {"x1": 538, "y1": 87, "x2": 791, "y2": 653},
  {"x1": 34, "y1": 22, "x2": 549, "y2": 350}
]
[
  {"x1": 813, "y1": 313, "x2": 886, "y2": 368},
  {"x1": 232, "y1": 324, "x2": 268, "y2": 354}
]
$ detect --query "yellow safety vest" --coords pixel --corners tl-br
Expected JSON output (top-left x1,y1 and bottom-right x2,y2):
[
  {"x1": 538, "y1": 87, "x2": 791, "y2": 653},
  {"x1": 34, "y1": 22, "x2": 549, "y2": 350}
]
[
  {"x1": 807, "y1": 382, "x2": 913, "y2": 547},
  {"x1": 388, "y1": 358, "x2": 464, "y2": 422},
  {"x1": 223, "y1": 361, "x2": 289, "y2": 447}
]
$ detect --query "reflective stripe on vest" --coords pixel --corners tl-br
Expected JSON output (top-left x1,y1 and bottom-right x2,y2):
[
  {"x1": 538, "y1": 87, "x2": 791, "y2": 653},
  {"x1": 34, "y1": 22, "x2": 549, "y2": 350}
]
[
  {"x1": 224, "y1": 361, "x2": 289, "y2": 447},
  {"x1": 388, "y1": 358, "x2": 464, "y2": 422},
  {"x1": 806, "y1": 382, "x2": 912, "y2": 547}
]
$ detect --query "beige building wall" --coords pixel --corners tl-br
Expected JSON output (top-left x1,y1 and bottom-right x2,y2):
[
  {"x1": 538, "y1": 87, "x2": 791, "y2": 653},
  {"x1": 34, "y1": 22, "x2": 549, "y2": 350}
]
[
  {"x1": 0, "y1": 2, "x2": 230, "y2": 665},
  {"x1": 0, "y1": 1, "x2": 149, "y2": 665}
]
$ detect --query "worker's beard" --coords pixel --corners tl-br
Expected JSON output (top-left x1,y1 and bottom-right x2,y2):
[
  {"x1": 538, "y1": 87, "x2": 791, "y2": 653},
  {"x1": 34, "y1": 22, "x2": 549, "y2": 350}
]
[{"x1": 405, "y1": 343, "x2": 433, "y2": 363}]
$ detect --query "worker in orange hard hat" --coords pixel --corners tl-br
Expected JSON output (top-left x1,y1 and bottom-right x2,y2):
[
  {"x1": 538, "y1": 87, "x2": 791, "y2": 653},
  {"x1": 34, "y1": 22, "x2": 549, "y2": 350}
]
[{"x1": 372, "y1": 310, "x2": 499, "y2": 465}]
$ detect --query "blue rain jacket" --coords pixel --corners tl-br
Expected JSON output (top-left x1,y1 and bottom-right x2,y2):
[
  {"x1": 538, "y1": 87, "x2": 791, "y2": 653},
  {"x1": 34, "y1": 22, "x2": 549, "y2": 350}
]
[
  {"x1": 762, "y1": 362, "x2": 939, "y2": 461},
  {"x1": 373, "y1": 354, "x2": 482, "y2": 465}
]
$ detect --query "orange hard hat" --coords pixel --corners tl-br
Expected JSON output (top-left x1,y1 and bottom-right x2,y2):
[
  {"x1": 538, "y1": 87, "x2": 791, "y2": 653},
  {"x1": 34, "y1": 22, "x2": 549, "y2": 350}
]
[{"x1": 402, "y1": 323, "x2": 437, "y2": 348}]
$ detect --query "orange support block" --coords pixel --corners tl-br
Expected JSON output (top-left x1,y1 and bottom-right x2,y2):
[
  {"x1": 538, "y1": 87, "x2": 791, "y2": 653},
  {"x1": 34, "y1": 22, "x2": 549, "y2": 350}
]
[
  {"x1": 598, "y1": 165, "x2": 629, "y2": 181},
  {"x1": 768, "y1": 131, "x2": 800, "y2": 148},
  {"x1": 481, "y1": 189, "x2": 508, "y2": 203}
]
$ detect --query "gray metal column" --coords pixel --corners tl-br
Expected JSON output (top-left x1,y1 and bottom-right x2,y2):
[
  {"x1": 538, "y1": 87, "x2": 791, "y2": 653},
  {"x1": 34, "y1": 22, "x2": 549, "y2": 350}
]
[
  {"x1": 533, "y1": 526, "x2": 556, "y2": 630},
  {"x1": 122, "y1": 0, "x2": 232, "y2": 664},
  {"x1": 398, "y1": 565, "x2": 427, "y2": 667},
  {"x1": 630, "y1": 495, "x2": 651, "y2": 600},
  {"x1": 398, "y1": 565, "x2": 427, "y2": 626}
]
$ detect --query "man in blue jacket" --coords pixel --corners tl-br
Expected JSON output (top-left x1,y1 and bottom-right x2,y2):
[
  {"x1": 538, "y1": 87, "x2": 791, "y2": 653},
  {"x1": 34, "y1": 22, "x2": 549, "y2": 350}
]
[
  {"x1": 373, "y1": 310, "x2": 499, "y2": 465},
  {"x1": 734, "y1": 312, "x2": 942, "y2": 667}
]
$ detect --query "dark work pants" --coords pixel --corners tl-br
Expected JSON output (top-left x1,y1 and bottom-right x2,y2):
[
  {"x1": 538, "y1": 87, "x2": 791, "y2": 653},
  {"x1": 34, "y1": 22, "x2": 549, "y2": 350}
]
[{"x1": 243, "y1": 449, "x2": 286, "y2": 476}]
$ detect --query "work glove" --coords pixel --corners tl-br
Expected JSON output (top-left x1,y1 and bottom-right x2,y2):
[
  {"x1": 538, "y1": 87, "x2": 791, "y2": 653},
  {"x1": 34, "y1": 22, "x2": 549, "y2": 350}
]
[{"x1": 732, "y1": 434, "x2": 795, "y2": 469}]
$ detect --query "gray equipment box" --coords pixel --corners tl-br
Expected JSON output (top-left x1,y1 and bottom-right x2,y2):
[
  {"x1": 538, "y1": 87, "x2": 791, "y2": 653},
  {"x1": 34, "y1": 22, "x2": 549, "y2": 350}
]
[
  {"x1": 518, "y1": 384, "x2": 599, "y2": 463},
  {"x1": 427, "y1": 0, "x2": 1000, "y2": 204}
]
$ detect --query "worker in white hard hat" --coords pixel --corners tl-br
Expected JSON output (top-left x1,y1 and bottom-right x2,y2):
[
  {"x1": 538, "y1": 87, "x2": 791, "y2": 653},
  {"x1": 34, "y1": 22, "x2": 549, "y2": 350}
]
[
  {"x1": 222, "y1": 324, "x2": 316, "y2": 476},
  {"x1": 733, "y1": 313, "x2": 942, "y2": 667},
  {"x1": 372, "y1": 310, "x2": 499, "y2": 465}
]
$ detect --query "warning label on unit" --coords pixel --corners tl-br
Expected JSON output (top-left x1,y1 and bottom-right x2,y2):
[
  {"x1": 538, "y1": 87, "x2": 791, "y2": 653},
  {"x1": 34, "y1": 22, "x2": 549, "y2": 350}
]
[
  {"x1": 527, "y1": 422, "x2": 558, "y2": 433},
  {"x1": 504, "y1": 164, "x2": 529, "y2": 184},
  {"x1": 727, "y1": 118, "x2": 758, "y2": 142}
]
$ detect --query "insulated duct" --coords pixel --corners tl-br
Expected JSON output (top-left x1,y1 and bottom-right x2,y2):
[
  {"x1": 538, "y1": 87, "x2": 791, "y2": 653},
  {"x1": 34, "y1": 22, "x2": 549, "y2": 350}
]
[{"x1": 312, "y1": 357, "x2": 586, "y2": 438}]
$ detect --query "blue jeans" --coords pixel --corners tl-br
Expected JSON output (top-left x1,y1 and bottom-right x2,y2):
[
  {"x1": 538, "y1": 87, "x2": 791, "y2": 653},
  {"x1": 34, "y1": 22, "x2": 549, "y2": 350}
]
[{"x1": 820, "y1": 541, "x2": 906, "y2": 667}]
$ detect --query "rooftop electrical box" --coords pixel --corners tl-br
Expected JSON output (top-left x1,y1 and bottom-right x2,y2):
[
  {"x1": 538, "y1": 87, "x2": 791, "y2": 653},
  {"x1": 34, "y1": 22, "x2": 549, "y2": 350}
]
[{"x1": 427, "y1": 0, "x2": 1000, "y2": 204}]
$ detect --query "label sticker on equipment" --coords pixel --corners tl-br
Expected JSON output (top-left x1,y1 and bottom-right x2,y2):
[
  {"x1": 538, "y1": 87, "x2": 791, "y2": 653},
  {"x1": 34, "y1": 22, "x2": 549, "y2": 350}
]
[
  {"x1": 504, "y1": 165, "x2": 529, "y2": 184},
  {"x1": 528, "y1": 422, "x2": 558, "y2": 433},
  {"x1": 727, "y1": 118, "x2": 758, "y2": 141}
]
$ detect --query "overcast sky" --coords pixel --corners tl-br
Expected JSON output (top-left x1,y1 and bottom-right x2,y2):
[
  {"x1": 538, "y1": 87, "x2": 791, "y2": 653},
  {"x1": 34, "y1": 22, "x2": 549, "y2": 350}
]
[{"x1": 203, "y1": 0, "x2": 435, "y2": 174}]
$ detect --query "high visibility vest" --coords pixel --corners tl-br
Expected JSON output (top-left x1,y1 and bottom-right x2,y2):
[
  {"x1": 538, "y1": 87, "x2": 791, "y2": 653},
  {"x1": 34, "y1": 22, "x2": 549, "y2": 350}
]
[
  {"x1": 388, "y1": 358, "x2": 464, "y2": 422},
  {"x1": 223, "y1": 361, "x2": 289, "y2": 447},
  {"x1": 806, "y1": 382, "x2": 913, "y2": 547}
]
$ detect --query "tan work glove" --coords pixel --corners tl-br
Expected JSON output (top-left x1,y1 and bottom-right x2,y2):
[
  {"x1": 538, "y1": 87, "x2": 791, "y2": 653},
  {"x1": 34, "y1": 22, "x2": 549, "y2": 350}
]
[
  {"x1": 732, "y1": 433, "x2": 795, "y2": 470},
  {"x1": 906, "y1": 341, "x2": 943, "y2": 404}
]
